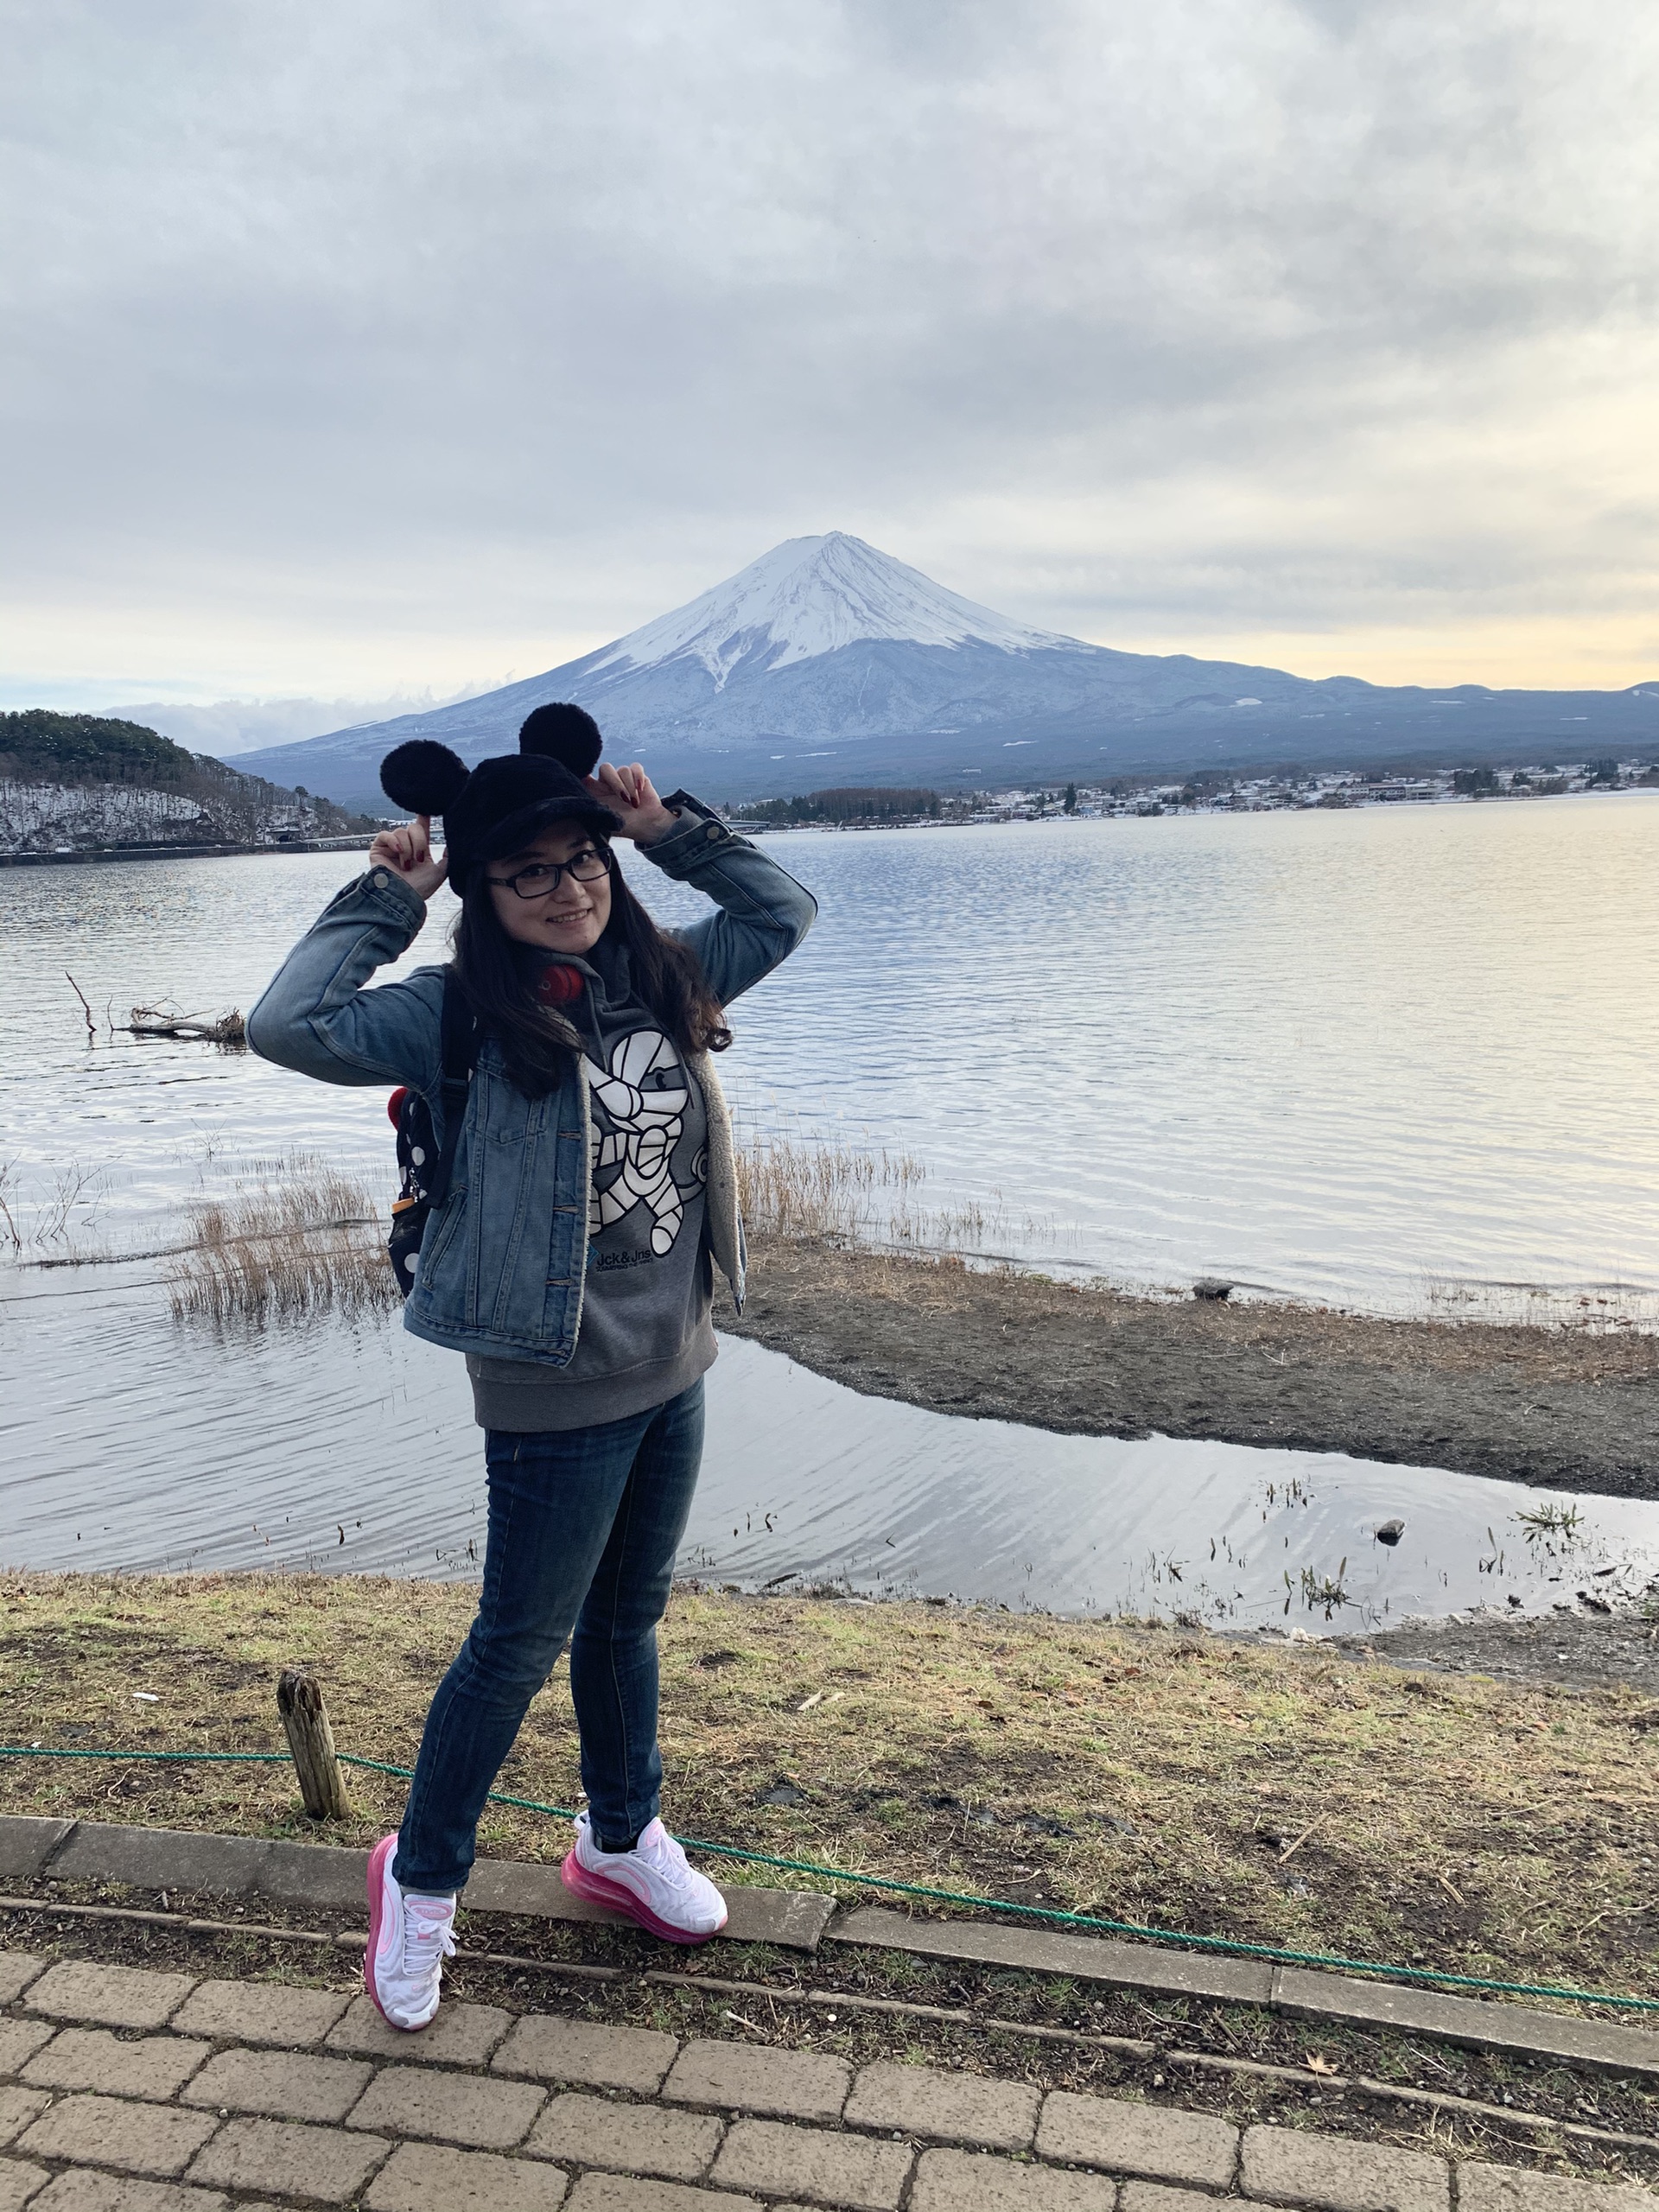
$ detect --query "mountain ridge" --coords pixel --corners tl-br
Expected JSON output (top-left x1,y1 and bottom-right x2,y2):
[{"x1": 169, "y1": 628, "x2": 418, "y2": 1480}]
[{"x1": 233, "y1": 534, "x2": 1659, "y2": 808}]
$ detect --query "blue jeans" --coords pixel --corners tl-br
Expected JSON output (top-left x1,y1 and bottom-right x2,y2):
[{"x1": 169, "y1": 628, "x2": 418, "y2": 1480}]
[{"x1": 392, "y1": 1380, "x2": 704, "y2": 1895}]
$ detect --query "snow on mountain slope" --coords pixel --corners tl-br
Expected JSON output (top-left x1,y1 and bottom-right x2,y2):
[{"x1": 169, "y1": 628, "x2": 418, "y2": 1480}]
[
  {"x1": 230, "y1": 531, "x2": 1659, "y2": 808},
  {"x1": 590, "y1": 532, "x2": 1077, "y2": 687}
]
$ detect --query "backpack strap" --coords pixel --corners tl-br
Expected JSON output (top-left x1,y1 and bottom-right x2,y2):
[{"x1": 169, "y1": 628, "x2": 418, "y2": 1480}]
[{"x1": 426, "y1": 969, "x2": 477, "y2": 1211}]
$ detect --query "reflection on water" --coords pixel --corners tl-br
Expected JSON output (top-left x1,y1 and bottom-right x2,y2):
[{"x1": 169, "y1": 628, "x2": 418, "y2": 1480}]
[
  {"x1": 5, "y1": 1282, "x2": 1656, "y2": 1628},
  {"x1": 4, "y1": 798, "x2": 1658, "y2": 1316}
]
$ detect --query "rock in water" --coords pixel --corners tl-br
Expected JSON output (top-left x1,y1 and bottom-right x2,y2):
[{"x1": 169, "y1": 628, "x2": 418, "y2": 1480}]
[
  {"x1": 1374, "y1": 1518, "x2": 1406, "y2": 1546},
  {"x1": 1192, "y1": 1278, "x2": 1234, "y2": 1300}
]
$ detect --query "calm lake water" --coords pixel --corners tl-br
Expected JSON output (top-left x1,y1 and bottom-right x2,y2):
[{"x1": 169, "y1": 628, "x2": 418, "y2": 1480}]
[
  {"x1": 3, "y1": 797, "x2": 1656, "y2": 1315},
  {"x1": 4, "y1": 799, "x2": 1658, "y2": 1621},
  {"x1": 7, "y1": 1277, "x2": 1657, "y2": 1628}
]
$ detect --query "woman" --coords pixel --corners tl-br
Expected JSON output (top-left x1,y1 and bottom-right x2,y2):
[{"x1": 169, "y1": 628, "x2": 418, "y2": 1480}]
[{"x1": 248, "y1": 702, "x2": 816, "y2": 2030}]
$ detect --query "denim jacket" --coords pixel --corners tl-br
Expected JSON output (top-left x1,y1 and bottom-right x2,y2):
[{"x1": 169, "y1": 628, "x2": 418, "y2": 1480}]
[{"x1": 246, "y1": 795, "x2": 816, "y2": 1364}]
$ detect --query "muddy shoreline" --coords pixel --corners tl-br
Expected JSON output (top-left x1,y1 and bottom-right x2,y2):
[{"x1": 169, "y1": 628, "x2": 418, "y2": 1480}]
[
  {"x1": 726, "y1": 1238, "x2": 1659, "y2": 1693},
  {"x1": 1326, "y1": 1605, "x2": 1659, "y2": 1693},
  {"x1": 729, "y1": 1236, "x2": 1659, "y2": 1500}
]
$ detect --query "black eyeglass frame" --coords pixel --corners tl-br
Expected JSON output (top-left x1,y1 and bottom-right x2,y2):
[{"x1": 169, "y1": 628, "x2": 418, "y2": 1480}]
[{"x1": 486, "y1": 845, "x2": 613, "y2": 900}]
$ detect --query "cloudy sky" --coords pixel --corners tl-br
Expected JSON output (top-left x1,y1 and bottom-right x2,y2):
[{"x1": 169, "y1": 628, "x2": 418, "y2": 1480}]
[{"x1": 5, "y1": 0, "x2": 1656, "y2": 711}]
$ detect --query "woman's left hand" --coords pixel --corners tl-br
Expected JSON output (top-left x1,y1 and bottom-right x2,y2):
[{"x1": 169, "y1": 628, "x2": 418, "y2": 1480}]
[{"x1": 584, "y1": 761, "x2": 678, "y2": 845}]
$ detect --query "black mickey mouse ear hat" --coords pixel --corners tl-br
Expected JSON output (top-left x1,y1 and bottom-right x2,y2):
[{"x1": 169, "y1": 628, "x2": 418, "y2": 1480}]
[{"x1": 379, "y1": 702, "x2": 621, "y2": 889}]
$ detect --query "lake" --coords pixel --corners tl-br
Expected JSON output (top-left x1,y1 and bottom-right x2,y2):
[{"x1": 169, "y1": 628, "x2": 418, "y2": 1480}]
[
  {"x1": 7, "y1": 1275, "x2": 1657, "y2": 1626},
  {"x1": 4, "y1": 797, "x2": 1657, "y2": 1620},
  {"x1": 3, "y1": 796, "x2": 1656, "y2": 1317}
]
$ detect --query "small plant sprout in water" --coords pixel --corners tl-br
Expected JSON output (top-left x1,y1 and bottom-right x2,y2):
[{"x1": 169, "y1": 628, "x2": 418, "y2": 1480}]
[
  {"x1": 1515, "y1": 1501, "x2": 1586, "y2": 1548},
  {"x1": 1259, "y1": 1473, "x2": 1314, "y2": 1524},
  {"x1": 1287, "y1": 1559, "x2": 1351, "y2": 1618},
  {"x1": 0, "y1": 1160, "x2": 20, "y2": 1253},
  {"x1": 0, "y1": 1158, "x2": 111, "y2": 1250}
]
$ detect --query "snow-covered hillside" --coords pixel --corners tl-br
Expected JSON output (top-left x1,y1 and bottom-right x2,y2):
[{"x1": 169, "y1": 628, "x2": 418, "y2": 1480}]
[
  {"x1": 0, "y1": 781, "x2": 210, "y2": 853},
  {"x1": 0, "y1": 709, "x2": 377, "y2": 855},
  {"x1": 0, "y1": 779, "x2": 353, "y2": 855}
]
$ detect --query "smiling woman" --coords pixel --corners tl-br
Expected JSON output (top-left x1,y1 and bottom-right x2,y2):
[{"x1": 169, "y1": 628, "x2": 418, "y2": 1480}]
[{"x1": 244, "y1": 697, "x2": 817, "y2": 2031}]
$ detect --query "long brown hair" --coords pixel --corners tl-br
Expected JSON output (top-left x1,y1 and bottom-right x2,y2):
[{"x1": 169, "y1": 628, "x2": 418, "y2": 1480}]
[{"x1": 450, "y1": 840, "x2": 731, "y2": 1098}]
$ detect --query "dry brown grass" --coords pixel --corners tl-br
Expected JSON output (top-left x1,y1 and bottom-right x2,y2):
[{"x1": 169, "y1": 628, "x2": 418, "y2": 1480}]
[
  {"x1": 155, "y1": 1132, "x2": 943, "y2": 1316},
  {"x1": 2, "y1": 1572, "x2": 1655, "y2": 2006},
  {"x1": 162, "y1": 1163, "x2": 394, "y2": 1323},
  {"x1": 734, "y1": 1130, "x2": 997, "y2": 1249},
  {"x1": 734, "y1": 1130, "x2": 926, "y2": 1242}
]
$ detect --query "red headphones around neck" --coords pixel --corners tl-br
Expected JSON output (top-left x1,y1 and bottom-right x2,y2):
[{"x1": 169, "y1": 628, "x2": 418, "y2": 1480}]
[{"x1": 536, "y1": 963, "x2": 584, "y2": 1006}]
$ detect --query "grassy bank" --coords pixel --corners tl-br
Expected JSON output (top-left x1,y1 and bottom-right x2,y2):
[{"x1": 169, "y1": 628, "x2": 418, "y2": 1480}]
[{"x1": 2, "y1": 1572, "x2": 1655, "y2": 2006}]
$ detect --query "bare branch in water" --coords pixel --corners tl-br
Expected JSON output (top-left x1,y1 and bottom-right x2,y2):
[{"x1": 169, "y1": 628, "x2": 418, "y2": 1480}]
[
  {"x1": 121, "y1": 1006, "x2": 246, "y2": 1045},
  {"x1": 65, "y1": 972, "x2": 95, "y2": 1043}
]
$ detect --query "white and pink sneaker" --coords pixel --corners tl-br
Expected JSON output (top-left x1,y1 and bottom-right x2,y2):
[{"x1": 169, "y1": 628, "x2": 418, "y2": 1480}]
[
  {"x1": 365, "y1": 1834, "x2": 456, "y2": 2031},
  {"x1": 561, "y1": 1812, "x2": 728, "y2": 1944}
]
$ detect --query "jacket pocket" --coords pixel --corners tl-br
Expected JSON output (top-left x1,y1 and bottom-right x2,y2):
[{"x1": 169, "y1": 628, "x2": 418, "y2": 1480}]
[{"x1": 417, "y1": 1183, "x2": 467, "y2": 1281}]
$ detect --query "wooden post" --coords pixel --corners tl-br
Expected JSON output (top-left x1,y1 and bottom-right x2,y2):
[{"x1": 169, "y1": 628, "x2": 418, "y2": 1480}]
[{"x1": 276, "y1": 1667, "x2": 351, "y2": 1822}]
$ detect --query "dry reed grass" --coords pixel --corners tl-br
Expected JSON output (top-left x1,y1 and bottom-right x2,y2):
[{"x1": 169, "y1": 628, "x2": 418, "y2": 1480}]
[
  {"x1": 735, "y1": 1130, "x2": 925, "y2": 1242},
  {"x1": 162, "y1": 1161, "x2": 394, "y2": 1323},
  {"x1": 734, "y1": 1128, "x2": 995, "y2": 1251},
  {"x1": 137, "y1": 1128, "x2": 980, "y2": 1323}
]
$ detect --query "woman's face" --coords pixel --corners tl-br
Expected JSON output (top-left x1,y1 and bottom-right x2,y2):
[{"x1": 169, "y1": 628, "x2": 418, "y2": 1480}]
[{"x1": 485, "y1": 818, "x2": 613, "y2": 957}]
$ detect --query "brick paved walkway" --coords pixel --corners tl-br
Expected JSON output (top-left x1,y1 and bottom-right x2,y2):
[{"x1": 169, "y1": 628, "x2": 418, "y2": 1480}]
[{"x1": 0, "y1": 1948, "x2": 1651, "y2": 2210}]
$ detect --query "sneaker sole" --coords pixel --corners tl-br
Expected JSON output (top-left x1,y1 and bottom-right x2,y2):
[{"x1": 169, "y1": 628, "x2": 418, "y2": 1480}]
[{"x1": 560, "y1": 1847, "x2": 728, "y2": 1945}]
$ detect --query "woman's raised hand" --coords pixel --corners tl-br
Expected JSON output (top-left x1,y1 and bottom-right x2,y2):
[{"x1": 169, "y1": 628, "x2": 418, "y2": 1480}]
[
  {"x1": 368, "y1": 814, "x2": 449, "y2": 901},
  {"x1": 584, "y1": 761, "x2": 679, "y2": 845}
]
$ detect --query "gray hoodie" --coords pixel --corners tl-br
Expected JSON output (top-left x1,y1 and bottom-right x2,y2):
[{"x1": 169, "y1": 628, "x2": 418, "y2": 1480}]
[{"x1": 466, "y1": 938, "x2": 715, "y2": 1431}]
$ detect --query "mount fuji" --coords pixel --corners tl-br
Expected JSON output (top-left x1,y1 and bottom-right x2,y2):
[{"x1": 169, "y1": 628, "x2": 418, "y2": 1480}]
[{"x1": 237, "y1": 533, "x2": 1659, "y2": 807}]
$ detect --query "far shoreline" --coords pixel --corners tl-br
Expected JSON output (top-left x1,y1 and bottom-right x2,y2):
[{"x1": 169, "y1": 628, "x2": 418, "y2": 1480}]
[
  {"x1": 3, "y1": 778, "x2": 1656, "y2": 868},
  {"x1": 0, "y1": 833, "x2": 377, "y2": 868}
]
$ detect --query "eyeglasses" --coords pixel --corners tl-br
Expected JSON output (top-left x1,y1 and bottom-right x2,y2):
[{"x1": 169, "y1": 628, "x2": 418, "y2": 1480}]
[{"x1": 486, "y1": 846, "x2": 612, "y2": 900}]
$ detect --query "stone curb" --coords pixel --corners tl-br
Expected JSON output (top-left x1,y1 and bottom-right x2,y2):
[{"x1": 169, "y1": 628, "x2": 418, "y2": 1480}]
[
  {"x1": 5, "y1": 1815, "x2": 833, "y2": 1953},
  {"x1": 1269, "y1": 1965, "x2": 1659, "y2": 2082},
  {"x1": 8, "y1": 1816, "x2": 1659, "y2": 2081},
  {"x1": 828, "y1": 1905, "x2": 1272, "y2": 2005},
  {"x1": 825, "y1": 1907, "x2": 1659, "y2": 2082}
]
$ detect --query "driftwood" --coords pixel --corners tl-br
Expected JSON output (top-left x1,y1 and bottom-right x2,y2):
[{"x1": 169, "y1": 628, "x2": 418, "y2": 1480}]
[
  {"x1": 276, "y1": 1667, "x2": 352, "y2": 1822},
  {"x1": 66, "y1": 973, "x2": 96, "y2": 1042},
  {"x1": 122, "y1": 1004, "x2": 245, "y2": 1043}
]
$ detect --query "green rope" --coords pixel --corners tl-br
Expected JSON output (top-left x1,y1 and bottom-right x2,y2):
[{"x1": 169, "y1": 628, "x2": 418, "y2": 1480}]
[{"x1": 6, "y1": 1742, "x2": 1656, "y2": 2016}]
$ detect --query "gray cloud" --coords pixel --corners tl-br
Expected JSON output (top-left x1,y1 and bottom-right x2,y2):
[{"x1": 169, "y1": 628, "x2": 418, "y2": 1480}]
[{"x1": 3, "y1": 0, "x2": 1656, "y2": 693}]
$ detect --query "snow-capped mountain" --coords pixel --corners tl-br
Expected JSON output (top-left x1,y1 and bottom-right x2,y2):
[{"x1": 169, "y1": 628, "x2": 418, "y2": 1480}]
[
  {"x1": 236, "y1": 533, "x2": 1659, "y2": 807},
  {"x1": 587, "y1": 532, "x2": 1077, "y2": 686}
]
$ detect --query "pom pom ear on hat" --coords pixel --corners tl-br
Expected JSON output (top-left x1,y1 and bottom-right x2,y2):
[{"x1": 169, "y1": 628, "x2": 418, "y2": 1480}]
[
  {"x1": 380, "y1": 739, "x2": 471, "y2": 817},
  {"x1": 518, "y1": 702, "x2": 602, "y2": 779}
]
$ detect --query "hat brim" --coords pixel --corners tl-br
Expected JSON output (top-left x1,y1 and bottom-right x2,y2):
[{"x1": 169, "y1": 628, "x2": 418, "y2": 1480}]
[{"x1": 466, "y1": 795, "x2": 624, "y2": 877}]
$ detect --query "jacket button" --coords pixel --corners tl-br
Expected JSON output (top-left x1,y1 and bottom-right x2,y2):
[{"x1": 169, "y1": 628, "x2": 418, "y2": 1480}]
[
  {"x1": 373, "y1": 871, "x2": 389, "y2": 887},
  {"x1": 705, "y1": 825, "x2": 721, "y2": 840}
]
